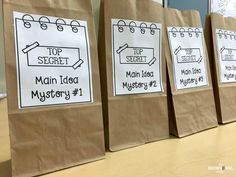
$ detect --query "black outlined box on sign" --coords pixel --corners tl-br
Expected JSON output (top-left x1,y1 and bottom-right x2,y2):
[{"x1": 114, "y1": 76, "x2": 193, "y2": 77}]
[
  {"x1": 112, "y1": 19, "x2": 163, "y2": 96},
  {"x1": 14, "y1": 11, "x2": 93, "y2": 108},
  {"x1": 174, "y1": 46, "x2": 203, "y2": 64},
  {"x1": 167, "y1": 27, "x2": 209, "y2": 90},
  {"x1": 116, "y1": 43, "x2": 157, "y2": 66},
  {"x1": 22, "y1": 42, "x2": 84, "y2": 69},
  {"x1": 220, "y1": 47, "x2": 236, "y2": 61},
  {"x1": 216, "y1": 29, "x2": 236, "y2": 83}
]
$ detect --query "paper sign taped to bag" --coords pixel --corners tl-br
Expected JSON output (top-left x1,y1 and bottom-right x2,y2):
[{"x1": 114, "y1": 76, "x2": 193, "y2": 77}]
[
  {"x1": 14, "y1": 12, "x2": 93, "y2": 108},
  {"x1": 216, "y1": 29, "x2": 236, "y2": 83},
  {"x1": 112, "y1": 19, "x2": 163, "y2": 95},
  {"x1": 167, "y1": 27, "x2": 208, "y2": 90}
]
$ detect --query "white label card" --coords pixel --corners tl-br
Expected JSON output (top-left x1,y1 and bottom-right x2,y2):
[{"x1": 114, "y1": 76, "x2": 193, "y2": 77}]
[
  {"x1": 167, "y1": 27, "x2": 209, "y2": 90},
  {"x1": 112, "y1": 19, "x2": 163, "y2": 95},
  {"x1": 216, "y1": 29, "x2": 236, "y2": 83},
  {"x1": 14, "y1": 12, "x2": 93, "y2": 108},
  {"x1": 211, "y1": 0, "x2": 236, "y2": 17}
]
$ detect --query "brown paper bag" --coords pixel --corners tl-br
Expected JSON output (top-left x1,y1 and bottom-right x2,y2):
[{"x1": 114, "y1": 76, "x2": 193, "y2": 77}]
[
  {"x1": 164, "y1": 8, "x2": 218, "y2": 137},
  {"x1": 3, "y1": 0, "x2": 105, "y2": 176},
  {"x1": 98, "y1": 0, "x2": 169, "y2": 151},
  {"x1": 205, "y1": 13, "x2": 236, "y2": 124},
  {"x1": 0, "y1": 0, "x2": 6, "y2": 94}
]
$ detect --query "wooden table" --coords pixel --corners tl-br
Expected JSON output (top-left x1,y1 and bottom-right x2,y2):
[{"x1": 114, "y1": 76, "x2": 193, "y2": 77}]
[{"x1": 1, "y1": 98, "x2": 236, "y2": 177}]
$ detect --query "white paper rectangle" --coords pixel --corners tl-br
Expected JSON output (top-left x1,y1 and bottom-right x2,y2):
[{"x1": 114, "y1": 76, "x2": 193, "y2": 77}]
[
  {"x1": 167, "y1": 27, "x2": 208, "y2": 90},
  {"x1": 14, "y1": 12, "x2": 93, "y2": 108},
  {"x1": 211, "y1": 0, "x2": 236, "y2": 17},
  {"x1": 216, "y1": 29, "x2": 236, "y2": 83},
  {"x1": 112, "y1": 19, "x2": 163, "y2": 95},
  {"x1": 0, "y1": 93, "x2": 7, "y2": 100}
]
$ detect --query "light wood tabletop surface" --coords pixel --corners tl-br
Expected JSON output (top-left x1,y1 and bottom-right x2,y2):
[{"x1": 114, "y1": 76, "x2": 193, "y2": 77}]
[{"x1": 1, "y1": 98, "x2": 236, "y2": 177}]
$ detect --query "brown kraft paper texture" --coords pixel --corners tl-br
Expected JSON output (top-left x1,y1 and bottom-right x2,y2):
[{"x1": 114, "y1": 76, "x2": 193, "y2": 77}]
[
  {"x1": 164, "y1": 8, "x2": 218, "y2": 137},
  {"x1": 98, "y1": 0, "x2": 169, "y2": 151},
  {"x1": 3, "y1": 0, "x2": 105, "y2": 176},
  {"x1": 205, "y1": 13, "x2": 236, "y2": 124}
]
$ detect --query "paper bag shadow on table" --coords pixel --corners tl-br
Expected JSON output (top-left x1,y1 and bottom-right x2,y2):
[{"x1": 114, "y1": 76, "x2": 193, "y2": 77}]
[
  {"x1": 205, "y1": 13, "x2": 236, "y2": 124},
  {"x1": 98, "y1": 0, "x2": 169, "y2": 151},
  {"x1": 164, "y1": 8, "x2": 218, "y2": 137},
  {"x1": 3, "y1": 0, "x2": 105, "y2": 176}
]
